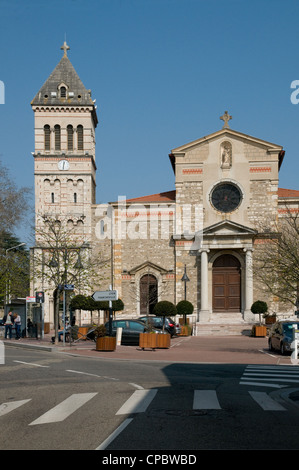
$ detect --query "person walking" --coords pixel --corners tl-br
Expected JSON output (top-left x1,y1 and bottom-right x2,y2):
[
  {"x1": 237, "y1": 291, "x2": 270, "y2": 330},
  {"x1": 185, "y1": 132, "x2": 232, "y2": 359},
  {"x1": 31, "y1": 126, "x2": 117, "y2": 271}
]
[
  {"x1": 4, "y1": 311, "x2": 14, "y2": 339},
  {"x1": 14, "y1": 313, "x2": 22, "y2": 340}
]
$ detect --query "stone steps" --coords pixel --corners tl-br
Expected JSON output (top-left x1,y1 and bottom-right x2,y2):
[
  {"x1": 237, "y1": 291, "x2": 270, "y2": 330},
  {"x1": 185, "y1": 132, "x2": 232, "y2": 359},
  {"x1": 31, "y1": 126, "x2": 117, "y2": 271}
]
[{"x1": 194, "y1": 322, "x2": 254, "y2": 336}]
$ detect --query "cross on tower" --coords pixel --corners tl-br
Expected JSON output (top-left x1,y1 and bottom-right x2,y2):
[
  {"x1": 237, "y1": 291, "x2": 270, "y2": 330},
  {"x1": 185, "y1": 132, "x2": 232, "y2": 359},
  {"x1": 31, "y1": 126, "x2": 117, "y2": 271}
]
[
  {"x1": 220, "y1": 111, "x2": 232, "y2": 129},
  {"x1": 61, "y1": 41, "x2": 70, "y2": 57}
]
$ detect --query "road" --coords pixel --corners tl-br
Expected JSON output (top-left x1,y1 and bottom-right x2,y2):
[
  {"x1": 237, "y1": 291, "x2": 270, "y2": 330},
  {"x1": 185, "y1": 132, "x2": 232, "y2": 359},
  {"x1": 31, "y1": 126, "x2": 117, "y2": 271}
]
[{"x1": 1, "y1": 345, "x2": 299, "y2": 451}]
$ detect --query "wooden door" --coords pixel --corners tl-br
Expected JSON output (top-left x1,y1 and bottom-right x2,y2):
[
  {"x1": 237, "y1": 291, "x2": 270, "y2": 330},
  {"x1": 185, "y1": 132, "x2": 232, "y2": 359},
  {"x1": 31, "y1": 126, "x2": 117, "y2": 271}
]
[
  {"x1": 140, "y1": 274, "x2": 158, "y2": 315},
  {"x1": 212, "y1": 255, "x2": 241, "y2": 312}
]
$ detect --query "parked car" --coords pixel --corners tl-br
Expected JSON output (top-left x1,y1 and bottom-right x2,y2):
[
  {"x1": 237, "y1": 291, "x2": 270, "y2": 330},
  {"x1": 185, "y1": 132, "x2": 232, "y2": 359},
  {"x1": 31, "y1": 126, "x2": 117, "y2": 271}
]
[
  {"x1": 104, "y1": 319, "x2": 158, "y2": 345},
  {"x1": 268, "y1": 320, "x2": 299, "y2": 355},
  {"x1": 139, "y1": 315, "x2": 180, "y2": 336}
]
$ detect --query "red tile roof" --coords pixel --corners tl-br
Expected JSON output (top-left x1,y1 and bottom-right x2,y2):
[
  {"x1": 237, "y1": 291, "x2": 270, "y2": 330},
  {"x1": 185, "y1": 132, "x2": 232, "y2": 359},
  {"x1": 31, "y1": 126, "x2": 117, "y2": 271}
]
[
  {"x1": 278, "y1": 188, "x2": 299, "y2": 198},
  {"x1": 123, "y1": 188, "x2": 299, "y2": 204},
  {"x1": 126, "y1": 190, "x2": 176, "y2": 203}
]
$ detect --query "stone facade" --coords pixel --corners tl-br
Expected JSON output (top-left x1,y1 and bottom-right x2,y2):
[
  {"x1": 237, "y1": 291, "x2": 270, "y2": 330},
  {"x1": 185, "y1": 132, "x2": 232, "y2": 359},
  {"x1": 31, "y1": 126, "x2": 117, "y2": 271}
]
[{"x1": 31, "y1": 46, "x2": 299, "y2": 332}]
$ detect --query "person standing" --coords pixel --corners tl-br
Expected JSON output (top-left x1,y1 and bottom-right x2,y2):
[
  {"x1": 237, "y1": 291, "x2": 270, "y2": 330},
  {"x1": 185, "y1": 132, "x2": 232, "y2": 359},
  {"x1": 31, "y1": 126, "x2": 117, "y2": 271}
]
[
  {"x1": 14, "y1": 313, "x2": 22, "y2": 340},
  {"x1": 4, "y1": 311, "x2": 14, "y2": 339}
]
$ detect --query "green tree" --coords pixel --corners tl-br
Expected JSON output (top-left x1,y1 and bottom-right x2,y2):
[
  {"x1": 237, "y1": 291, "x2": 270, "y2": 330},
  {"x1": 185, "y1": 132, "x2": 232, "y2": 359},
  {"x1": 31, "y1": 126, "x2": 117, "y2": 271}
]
[
  {"x1": 153, "y1": 300, "x2": 177, "y2": 331},
  {"x1": 176, "y1": 300, "x2": 194, "y2": 325}
]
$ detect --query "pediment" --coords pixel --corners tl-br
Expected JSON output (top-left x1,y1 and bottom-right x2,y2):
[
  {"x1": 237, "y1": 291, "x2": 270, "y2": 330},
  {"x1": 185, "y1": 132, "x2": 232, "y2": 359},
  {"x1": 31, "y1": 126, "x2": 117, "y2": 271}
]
[
  {"x1": 128, "y1": 261, "x2": 169, "y2": 275},
  {"x1": 203, "y1": 220, "x2": 257, "y2": 237},
  {"x1": 171, "y1": 128, "x2": 283, "y2": 154}
]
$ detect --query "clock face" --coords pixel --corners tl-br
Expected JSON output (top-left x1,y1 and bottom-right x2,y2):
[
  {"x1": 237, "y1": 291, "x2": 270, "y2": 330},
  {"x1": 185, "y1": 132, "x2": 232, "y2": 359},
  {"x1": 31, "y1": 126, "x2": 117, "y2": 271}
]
[
  {"x1": 211, "y1": 183, "x2": 242, "y2": 213},
  {"x1": 58, "y1": 159, "x2": 69, "y2": 170}
]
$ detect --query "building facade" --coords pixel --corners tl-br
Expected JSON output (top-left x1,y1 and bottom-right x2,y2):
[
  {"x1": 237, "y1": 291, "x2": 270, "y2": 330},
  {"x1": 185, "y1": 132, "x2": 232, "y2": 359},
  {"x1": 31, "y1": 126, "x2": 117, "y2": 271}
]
[{"x1": 31, "y1": 45, "x2": 299, "y2": 332}]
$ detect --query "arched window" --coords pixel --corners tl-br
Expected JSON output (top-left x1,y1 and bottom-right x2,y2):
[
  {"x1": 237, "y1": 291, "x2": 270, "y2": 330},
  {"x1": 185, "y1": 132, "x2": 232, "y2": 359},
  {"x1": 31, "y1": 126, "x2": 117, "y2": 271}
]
[
  {"x1": 67, "y1": 125, "x2": 73, "y2": 151},
  {"x1": 44, "y1": 125, "x2": 50, "y2": 151},
  {"x1": 54, "y1": 125, "x2": 61, "y2": 150},
  {"x1": 140, "y1": 274, "x2": 158, "y2": 315},
  {"x1": 77, "y1": 125, "x2": 83, "y2": 150},
  {"x1": 74, "y1": 193, "x2": 77, "y2": 203},
  {"x1": 60, "y1": 86, "x2": 66, "y2": 98},
  {"x1": 51, "y1": 192, "x2": 55, "y2": 203}
]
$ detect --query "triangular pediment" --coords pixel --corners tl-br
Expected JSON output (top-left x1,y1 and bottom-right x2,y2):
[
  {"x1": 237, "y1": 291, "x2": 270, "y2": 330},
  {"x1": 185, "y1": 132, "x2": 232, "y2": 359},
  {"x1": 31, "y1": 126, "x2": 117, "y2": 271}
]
[
  {"x1": 129, "y1": 261, "x2": 169, "y2": 275},
  {"x1": 203, "y1": 220, "x2": 257, "y2": 237},
  {"x1": 171, "y1": 128, "x2": 283, "y2": 154}
]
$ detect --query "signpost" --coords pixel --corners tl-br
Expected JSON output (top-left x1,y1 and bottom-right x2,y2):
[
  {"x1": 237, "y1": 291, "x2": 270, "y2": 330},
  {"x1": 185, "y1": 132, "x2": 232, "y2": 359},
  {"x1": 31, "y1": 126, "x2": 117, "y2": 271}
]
[
  {"x1": 92, "y1": 290, "x2": 118, "y2": 301},
  {"x1": 62, "y1": 284, "x2": 74, "y2": 345},
  {"x1": 92, "y1": 288, "x2": 118, "y2": 336},
  {"x1": 292, "y1": 324, "x2": 299, "y2": 364}
]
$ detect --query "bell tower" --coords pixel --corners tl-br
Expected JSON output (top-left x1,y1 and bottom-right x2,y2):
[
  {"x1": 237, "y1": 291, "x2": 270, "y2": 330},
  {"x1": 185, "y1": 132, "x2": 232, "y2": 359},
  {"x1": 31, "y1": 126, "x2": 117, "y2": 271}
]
[{"x1": 31, "y1": 41, "x2": 98, "y2": 241}]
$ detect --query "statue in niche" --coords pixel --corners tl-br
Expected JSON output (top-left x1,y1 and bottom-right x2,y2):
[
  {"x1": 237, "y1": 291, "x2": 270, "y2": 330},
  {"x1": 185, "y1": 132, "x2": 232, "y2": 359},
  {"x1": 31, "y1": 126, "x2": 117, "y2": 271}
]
[{"x1": 221, "y1": 141, "x2": 232, "y2": 168}]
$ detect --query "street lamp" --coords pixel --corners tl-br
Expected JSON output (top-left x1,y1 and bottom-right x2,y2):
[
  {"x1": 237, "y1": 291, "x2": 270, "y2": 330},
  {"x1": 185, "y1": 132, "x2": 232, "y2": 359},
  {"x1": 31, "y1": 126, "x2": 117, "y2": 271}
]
[
  {"x1": 5, "y1": 243, "x2": 26, "y2": 304},
  {"x1": 181, "y1": 264, "x2": 190, "y2": 300}
]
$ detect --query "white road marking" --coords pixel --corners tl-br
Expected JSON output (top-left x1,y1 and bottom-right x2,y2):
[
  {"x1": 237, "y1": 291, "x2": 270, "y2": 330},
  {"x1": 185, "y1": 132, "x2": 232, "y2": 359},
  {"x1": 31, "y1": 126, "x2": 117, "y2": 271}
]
[
  {"x1": 29, "y1": 393, "x2": 97, "y2": 425},
  {"x1": 116, "y1": 389, "x2": 157, "y2": 415},
  {"x1": 0, "y1": 399, "x2": 31, "y2": 416},
  {"x1": 14, "y1": 360, "x2": 49, "y2": 368},
  {"x1": 95, "y1": 418, "x2": 133, "y2": 450},
  {"x1": 193, "y1": 390, "x2": 221, "y2": 409},
  {"x1": 249, "y1": 391, "x2": 286, "y2": 411},
  {"x1": 240, "y1": 381, "x2": 284, "y2": 388}
]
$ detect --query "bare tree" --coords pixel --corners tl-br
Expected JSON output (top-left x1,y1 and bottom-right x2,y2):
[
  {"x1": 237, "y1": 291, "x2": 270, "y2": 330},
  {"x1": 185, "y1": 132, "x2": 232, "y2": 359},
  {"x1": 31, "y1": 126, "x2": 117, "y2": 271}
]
[
  {"x1": 0, "y1": 160, "x2": 31, "y2": 236},
  {"x1": 253, "y1": 207, "x2": 299, "y2": 310},
  {"x1": 32, "y1": 216, "x2": 109, "y2": 343}
]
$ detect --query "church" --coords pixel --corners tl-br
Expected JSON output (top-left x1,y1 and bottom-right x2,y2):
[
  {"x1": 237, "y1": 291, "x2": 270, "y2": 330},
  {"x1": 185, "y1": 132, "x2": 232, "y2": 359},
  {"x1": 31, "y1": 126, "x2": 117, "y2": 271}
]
[{"x1": 30, "y1": 43, "x2": 299, "y2": 334}]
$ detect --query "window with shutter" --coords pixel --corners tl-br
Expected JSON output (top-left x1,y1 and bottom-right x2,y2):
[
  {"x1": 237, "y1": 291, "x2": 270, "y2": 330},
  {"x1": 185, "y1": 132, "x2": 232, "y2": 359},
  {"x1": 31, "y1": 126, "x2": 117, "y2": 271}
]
[
  {"x1": 44, "y1": 125, "x2": 50, "y2": 151},
  {"x1": 67, "y1": 125, "x2": 73, "y2": 151},
  {"x1": 77, "y1": 125, "x2": 83, "y2": 150},
  {"x1": 54, "y1": 125, "x2": 61, "y2": 150}
]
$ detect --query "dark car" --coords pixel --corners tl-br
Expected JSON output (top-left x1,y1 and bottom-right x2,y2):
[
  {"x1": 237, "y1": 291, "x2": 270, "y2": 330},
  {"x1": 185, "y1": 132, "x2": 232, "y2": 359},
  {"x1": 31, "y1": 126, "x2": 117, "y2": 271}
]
[
  {"x1": 139, "y1": 315, "x2": 178, "y2": 336},
  {"x1": 268, "y1": 320, "x2": 299, "y2": 355},
  {"x1": 104, "y1": 319, "x2": 156, "y2": 345}
]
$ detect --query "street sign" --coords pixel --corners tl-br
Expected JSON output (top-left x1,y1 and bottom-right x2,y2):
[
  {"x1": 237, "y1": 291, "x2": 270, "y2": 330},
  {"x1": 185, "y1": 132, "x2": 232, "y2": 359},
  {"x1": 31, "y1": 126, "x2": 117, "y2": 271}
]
[
  {"x1": 35, "y1": 291, "x2": 44, "y2": 303},
  {"x1": 92, "y1": 290, "x2": 118, "y2": 301},
  {"x1": 64, "y1": 284, "x2": 75, "y2": 291}
]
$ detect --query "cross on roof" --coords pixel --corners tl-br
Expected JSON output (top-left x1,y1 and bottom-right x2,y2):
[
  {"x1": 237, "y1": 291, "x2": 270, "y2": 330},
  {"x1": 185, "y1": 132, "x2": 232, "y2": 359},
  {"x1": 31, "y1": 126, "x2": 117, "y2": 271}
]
[
  {"x1": 61, "y1": 41, "x2": 70, "y2": 57},
  {"x1": 220, "y1": 111, "x2": 232, "y2": 129}
]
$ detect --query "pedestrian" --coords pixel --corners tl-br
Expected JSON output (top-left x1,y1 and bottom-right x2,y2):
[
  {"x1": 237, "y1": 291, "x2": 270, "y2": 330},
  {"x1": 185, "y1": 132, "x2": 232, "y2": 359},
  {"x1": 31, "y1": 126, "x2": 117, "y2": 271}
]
[
  {"x1": 4, "y1": 311, "x2": 14, "y2": 339},
  {"x1": 14, "y1": 313, "x2": 22, "y2": 340}
]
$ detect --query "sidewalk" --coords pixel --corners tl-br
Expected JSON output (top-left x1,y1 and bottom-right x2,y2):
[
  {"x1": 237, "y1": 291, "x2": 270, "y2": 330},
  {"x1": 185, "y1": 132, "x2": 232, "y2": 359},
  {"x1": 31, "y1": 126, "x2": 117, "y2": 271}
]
[{"x1": 2, "y1": 330, "x2": 297, "y2": 365}]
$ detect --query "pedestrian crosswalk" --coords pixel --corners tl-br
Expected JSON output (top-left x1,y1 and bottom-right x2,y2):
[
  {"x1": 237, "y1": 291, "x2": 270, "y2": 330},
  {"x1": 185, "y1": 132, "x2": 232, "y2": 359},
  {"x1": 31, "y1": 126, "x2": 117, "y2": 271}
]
[
  {"x1": 240, "y1": 364, "x2": 299, "y2": 388},
  {"x1": 0, "y1": 377, "x2": 297, "y2": 426}
]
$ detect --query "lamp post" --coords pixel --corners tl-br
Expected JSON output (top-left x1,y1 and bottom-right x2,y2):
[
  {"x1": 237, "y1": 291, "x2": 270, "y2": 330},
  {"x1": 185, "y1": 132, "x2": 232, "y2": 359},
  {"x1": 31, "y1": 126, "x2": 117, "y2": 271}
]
[
  {"x1": 5, "y1": 242, "x2": 26, "y2": 305},
  {"x1": 181, "y1": 264, "x2": 190, "y2": 300}
]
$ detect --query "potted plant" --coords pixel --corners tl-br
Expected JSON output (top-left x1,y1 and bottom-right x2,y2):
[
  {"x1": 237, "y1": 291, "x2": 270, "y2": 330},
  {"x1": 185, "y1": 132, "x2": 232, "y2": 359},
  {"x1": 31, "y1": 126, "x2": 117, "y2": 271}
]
[
  {"x1": 251, "y1": 301, "x2": 268, "y2": 337},
  {"x1": 95, "y1": 324, "x2": 116, "y2": 351},
  {"x1": 139, "y1": 331, "x2": 158, "y2": 350},
  {"x1": 176, "y1": 300, "x2": 193, "y2": 336},
  {"x1": 264, "y1": 313, "x2": 277, "y2": 325},
  {"x1": 152, "y1": 300, "x2": 176, "y2": 348}
]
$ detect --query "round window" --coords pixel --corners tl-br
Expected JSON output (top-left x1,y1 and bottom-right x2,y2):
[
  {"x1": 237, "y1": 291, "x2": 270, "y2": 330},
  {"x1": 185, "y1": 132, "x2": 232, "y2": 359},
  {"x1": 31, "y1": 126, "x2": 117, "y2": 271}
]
[{"x1": 210, "y1": 183, "x2": 242, "y2": 213}]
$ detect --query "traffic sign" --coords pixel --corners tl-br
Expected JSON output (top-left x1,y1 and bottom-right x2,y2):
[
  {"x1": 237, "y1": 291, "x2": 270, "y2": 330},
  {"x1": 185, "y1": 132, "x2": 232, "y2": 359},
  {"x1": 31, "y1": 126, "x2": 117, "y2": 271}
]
[
  {"x1": 92, "y1": 290, "x2": 118, "y2": 301},
  {"x1": 64, "y1": 284, "x2": 75, "y2": 291}
]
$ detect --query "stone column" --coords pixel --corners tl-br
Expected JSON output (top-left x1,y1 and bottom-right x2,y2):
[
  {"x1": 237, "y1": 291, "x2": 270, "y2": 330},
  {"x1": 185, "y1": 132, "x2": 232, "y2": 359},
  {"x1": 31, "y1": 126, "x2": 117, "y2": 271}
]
[
  {"x1": 244, "y1": 248, "x2": 254, "y2": 321},
  {"x1": 199, "y1": 249, "x2": 210, "y2": 322}
]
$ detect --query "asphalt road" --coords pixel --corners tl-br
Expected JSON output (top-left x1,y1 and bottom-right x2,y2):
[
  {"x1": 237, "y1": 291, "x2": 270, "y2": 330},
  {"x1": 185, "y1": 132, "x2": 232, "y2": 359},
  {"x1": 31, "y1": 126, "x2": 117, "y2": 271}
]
[{"x1": 1, "y1": 343, "x2": 299, "y2": 452}]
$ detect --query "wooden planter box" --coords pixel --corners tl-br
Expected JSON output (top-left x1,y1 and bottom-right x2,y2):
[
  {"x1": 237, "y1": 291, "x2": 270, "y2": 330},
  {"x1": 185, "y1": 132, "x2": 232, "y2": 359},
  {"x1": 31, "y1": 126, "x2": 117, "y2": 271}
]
[
  {"x1": 139, "y1": 333, "x2": 157, "y2": 350},
  {"x1": 78, "y1": 326, "x2": 89, "y2": 340},
  {"x1": 253, "y1": 326, "x2": 267, "y2": 337},
  {"x1": 156, "y1": 333, "x2": 171, "y2": 349},
  {"x1": 96, "y1": 336, "x2": 116, "y2": 351},
  {"x1": 265, "y1": 316, "x2": 276, "y2": 325},
  {"x1": 179, "y1": 325, "x2": 191, "y2": 336}
]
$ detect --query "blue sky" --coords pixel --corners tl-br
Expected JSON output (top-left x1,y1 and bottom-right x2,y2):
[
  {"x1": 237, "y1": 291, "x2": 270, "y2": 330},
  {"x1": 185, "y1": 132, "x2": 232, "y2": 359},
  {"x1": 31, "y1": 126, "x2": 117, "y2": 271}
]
[{"x1": 1, "y1": 0, "x2": 299, "y2": 242}]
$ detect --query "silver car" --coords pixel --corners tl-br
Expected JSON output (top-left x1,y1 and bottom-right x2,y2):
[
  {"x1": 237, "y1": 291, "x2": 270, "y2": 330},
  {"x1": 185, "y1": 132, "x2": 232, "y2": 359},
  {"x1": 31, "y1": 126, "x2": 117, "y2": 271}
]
[{"x1": 268, "y1": 320, "x2": 299, "y2": 355}]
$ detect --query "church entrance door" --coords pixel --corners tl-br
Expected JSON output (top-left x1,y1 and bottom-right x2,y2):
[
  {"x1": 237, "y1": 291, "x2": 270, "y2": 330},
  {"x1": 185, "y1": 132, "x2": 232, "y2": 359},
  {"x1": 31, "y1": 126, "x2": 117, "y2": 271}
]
[
  {"x1": 140, "y1": 274, "x2": 158, "y2": 315},
  {"x1": 212, "y1": 254, "x2": 241, "y2": 312}
]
